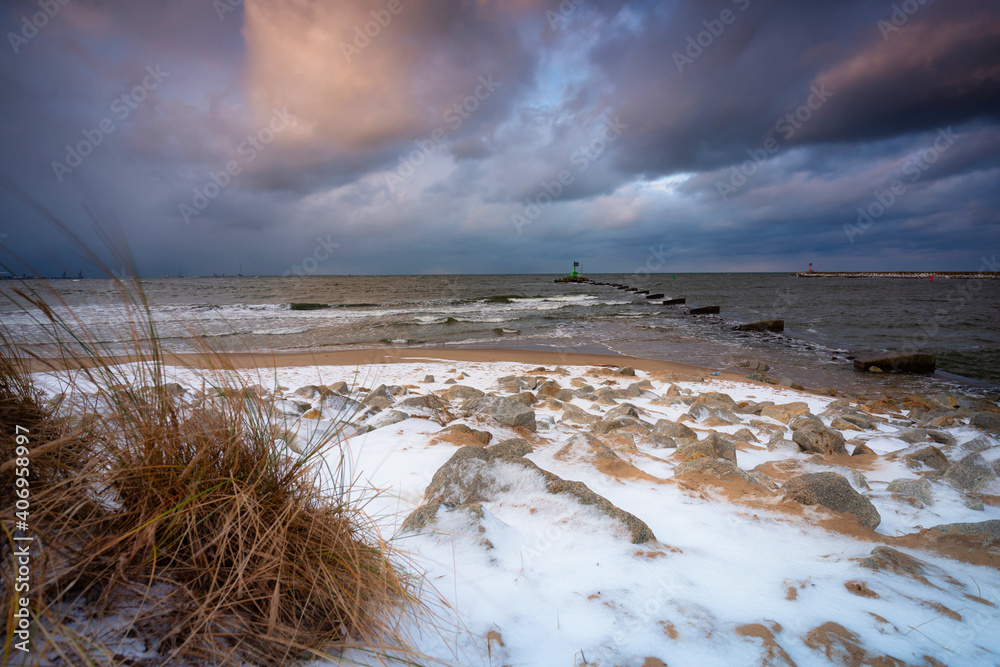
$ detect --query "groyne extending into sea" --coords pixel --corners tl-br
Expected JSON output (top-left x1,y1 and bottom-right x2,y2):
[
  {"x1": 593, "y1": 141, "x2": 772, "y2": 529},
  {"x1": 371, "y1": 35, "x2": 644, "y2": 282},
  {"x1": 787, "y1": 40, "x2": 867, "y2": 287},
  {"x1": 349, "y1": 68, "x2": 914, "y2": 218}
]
[{"x1": 793, "y1": 271, "x2": 999, "y2": 279}]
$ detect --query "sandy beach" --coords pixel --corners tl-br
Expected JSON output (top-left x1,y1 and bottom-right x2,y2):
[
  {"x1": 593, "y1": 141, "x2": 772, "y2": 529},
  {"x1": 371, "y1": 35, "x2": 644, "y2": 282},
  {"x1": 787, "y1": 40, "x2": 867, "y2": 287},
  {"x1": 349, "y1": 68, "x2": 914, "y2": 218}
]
[{"x1": 28, "y1": 347, "x2": 1000, "y2": 665}]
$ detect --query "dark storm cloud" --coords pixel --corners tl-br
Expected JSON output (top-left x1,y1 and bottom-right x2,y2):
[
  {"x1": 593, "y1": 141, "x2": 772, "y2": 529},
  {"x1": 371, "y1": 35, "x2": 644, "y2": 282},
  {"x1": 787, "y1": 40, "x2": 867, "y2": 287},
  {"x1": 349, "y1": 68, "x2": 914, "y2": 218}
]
[
  {"x1": 588, "y1": 0, "x2": 1000, "y2": 177},
  {"x1": 0, "y1": 0, "x2": 998, "y2": 277}
]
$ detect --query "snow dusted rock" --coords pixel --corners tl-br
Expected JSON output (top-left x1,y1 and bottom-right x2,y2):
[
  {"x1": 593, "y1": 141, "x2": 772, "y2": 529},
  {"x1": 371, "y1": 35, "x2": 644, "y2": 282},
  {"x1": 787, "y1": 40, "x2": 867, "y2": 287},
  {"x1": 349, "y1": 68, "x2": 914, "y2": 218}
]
[
  {"x1": 732, "y1": 427, "x2": 759, "y2": 443},
  {"x1": 802, "y1": 621, "x2": 902, "y2": 666},
  {"x1": 441, "y1": 384, "x2": 485, "y2": 401},
  {"x1": 675, "y1": 432, "x2": 737, "y2": 464},
  {"x1": 651, "y1": 419, "x2": 697, "y2": 445},
  {"x1": 961, "y1": 434, "x2": 999, "y2": 452},
  {"x1": 403, "y1": 444, "x2": 654, "y2": 543},
  {"x1": 782, "y1": 472, "x2": 881, "y2": 530},
  {"x1": 970, "y1": 410, "x2": 1000, "y2": 433},
  {"x1": 943, "y1": 452, "x2": 997, "y2": 492},
  {"x1": 327, "y1": 381, "x2": 349, "y2": 395},
  {"x1": 896, "y1": 428, "x2": 931, "y2": 444},
  {"x1": 273, "y1": 398, "x2": 308, "y2": 417},
  {"x1": 363, "y1": 384, "x2": 395, "y2": 409},
  {"x1": 887, "y1": 478, "x2": 933, "y2": 507},
  {"x1": 931, "y1": 519, "x2": 1000, "y2": 546},
  {"x1": 593, "y1": 387, "x2": 630, "y2": 404},
  {"x1": 465, "y1": 394, "x2": 537, "y2": 430},
  {"x1": 422, "y1": 375, "x2": 435, "y2": 383},
  {"x1": 901, "y1": 445, "x2": 950, "y2": 473},
  {"x1": 859, "y1": 546, "x2": 927, "y2": 577},
  {"x1": 319, "y1": 392, "x2": 361, "y2": 416},
  {"x1": 851, "y1": 442, "x2": 876, "y2": 456},
  {"x1": 791, "y1": 420, "x2": 847, "y2": 456},
  {"x1": 399, "y1": 394, "x2": 449, "y2": 411},
  {"x1": 837, "y1": 414, "x2": 875, "y2": 430},
  {"x1": 766, "y1": 433, "x2": 800, "y2": 453},
  {"x1": 497, "y1": 375, "x2": 527, "y2": 393},
  {"x1": 440, "y1": 423, "x2": 492, "y2": 445},
  {"x1": 760, "y1": 402, "x2": 811, "y2": 424},
  {"x1": 674, "y1": 458, "x2": 768, "y2": 495},
  {"x1": 367, "y1": 409, "x2": 409, "y2": 429},
  {"x1": 605, "y1": 403, "x2": 641, "y2": 420},
  {"x1": 294, "y1": 385, "x2": 322, "y2": 399},
  {"x1": 688, "y1": 403, "x2": 741, "y2": 425},
  {"x1": 592, "y1": 416, "x2": 650, "y2": 435},
  {"x1": 560, "y1": 403, "x2": 599, "y2": 426}
]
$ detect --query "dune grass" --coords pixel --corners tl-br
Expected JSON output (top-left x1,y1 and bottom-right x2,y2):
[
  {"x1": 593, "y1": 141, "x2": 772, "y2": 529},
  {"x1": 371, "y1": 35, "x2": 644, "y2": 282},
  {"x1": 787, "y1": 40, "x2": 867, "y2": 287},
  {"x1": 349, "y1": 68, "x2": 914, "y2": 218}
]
[{"x1": 0, "y1": 270, "x2": 435, "y2": 665}]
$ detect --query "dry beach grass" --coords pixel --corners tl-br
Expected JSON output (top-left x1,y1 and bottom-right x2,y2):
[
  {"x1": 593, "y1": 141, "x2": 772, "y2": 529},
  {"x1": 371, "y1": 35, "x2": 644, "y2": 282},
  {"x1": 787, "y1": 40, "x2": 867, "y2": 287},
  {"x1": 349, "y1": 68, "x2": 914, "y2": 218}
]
[{"x1": 0, "y1": 274, "x2": 434, "y2": 665}]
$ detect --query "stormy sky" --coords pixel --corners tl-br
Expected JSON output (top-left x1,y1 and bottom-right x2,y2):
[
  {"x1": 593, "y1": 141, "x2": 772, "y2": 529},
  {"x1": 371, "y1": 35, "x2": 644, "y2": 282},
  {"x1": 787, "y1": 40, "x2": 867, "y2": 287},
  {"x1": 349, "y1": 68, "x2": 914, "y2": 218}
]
[{"x1": 1, "y1": 0, "x2": 998, "y2": 277}]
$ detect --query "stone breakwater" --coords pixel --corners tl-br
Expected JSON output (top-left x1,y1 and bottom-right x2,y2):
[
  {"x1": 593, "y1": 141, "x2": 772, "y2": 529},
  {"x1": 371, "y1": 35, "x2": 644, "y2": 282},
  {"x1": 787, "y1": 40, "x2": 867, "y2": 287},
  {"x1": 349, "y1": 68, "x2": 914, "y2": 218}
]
[{"x1": 794, "y1": 271, "x2": 999, "y2": 279}]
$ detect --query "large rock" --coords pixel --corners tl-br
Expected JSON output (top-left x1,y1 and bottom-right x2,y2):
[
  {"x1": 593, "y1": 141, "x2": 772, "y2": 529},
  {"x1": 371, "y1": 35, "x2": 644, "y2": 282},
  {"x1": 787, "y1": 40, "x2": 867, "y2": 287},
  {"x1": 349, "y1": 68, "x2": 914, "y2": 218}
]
[
  {"x1": 673, "y1": 458, "x2": 769, "y2": 495},
  {"x1": 367, "y1": 409, "x2": 409, "y2": 429},
  {"x1": 442, "y1": 385, "x2": 486, "y2": 401},
  {"x1": 319, "y1": 392, "x2": 362, "y2": 415},
  {"x1": 971, "y1": 411, "x2": 1000, "y2": 433},
  {"x1": 675, "y1": 433, "x2": 737, "y2": 464},
  {"x1": 860, "y1": 546, "x2": 927, "y2": 577},
  {"x1": 466, "y1": 395, "x2": 537, "y2": 431},
  {"x1": 399, "y1": 394, "x2": 448, "y2": 411},
  {"x1": 887, "y1": 478, "x2": 933, "y2": 507},
  {"x1": 497, "y1": 376, "x2": 527, "y2": 393},
  {"x1": 901, "y1": 445, "x2": 950, "y2": 472},
  {"x1": 693, "y1": 391, "x2": 737, "y2": 408},
  {"x1": 652, "y1": 419, "x2": 697, "y2": 444},
  {"x1": 962, "y1": 434, "x2": 999, "y2": 452},
  {"x1": 327, "y1": 381, "x2": 349, "y2": 395},
  {"x1": 592, "y1": 416, "x2": 649, "y2": 435},
  {"x1": 736, "y1": 319, "x2": 784, "y2": 332},
  {"x1": 560, "y1": 403, "x2": 599, "y2": 426},
  {"x1": 943, "y1": 453, "x2": 997, "y2": 491},
  {"x1": 760, "y1": 402, "x2": 811, "y2": 424},
  {"x1": 605, "y1": 403, "x2": 641, "y2": 420},
  {"x1": 403, "y1": 445, "x2": 654, "y2": 543},
  {"x1": 853, "y1": 353, "x2": 936, "y2": 373},
  {"x1": 932, "y1": 519, "x2": 1000, "y2": 545},
  {"x1": 688, "y1": 403, "x2": 741, "y2": 425},
  {"x1": 363, "y1": 384, "x2": 395, "y2": 409},
  {"x1": 791, "y1": 420, "x2": 847, "y2": 456},
  {"x1": 593, "y1": 387, "x2": 630, "y2": 404},
  {"x1": 782, "y1": 472, "x2": 881, "y2": 529}
]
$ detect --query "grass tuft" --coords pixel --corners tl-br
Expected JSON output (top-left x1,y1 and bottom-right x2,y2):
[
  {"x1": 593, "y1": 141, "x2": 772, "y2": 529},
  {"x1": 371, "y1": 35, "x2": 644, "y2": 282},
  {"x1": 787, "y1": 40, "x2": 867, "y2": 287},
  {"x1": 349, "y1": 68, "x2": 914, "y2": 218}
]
[{"x1": 1, "y1": 266, "x2": 434, "y2": 665}]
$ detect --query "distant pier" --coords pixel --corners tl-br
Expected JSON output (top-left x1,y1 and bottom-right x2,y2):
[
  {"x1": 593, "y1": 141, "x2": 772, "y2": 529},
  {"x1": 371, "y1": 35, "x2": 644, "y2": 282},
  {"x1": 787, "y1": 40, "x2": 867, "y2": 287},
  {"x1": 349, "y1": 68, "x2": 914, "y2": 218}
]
[{"x1": 794, "y1": 271, "x2": 999, "y2": 279}]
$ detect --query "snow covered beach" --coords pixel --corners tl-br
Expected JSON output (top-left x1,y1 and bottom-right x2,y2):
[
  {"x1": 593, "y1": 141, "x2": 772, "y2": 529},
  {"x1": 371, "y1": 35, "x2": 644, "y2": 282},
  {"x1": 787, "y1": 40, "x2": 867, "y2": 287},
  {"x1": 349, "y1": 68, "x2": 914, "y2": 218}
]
[{"x1": 30, "y1": 349, "x2": 1000, "y2": 666}]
